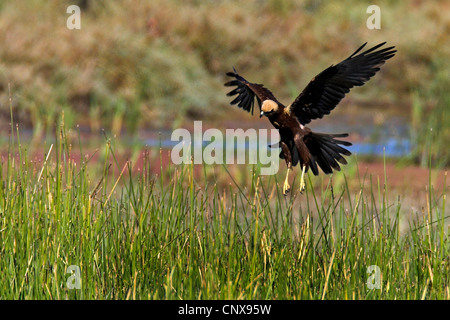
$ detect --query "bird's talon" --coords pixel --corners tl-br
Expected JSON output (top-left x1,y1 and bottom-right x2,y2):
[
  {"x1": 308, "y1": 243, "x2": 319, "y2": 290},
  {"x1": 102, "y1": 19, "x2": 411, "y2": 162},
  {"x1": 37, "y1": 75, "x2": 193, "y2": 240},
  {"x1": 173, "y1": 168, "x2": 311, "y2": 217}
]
[
  {"x1": 283, "y1": 183, "x2": 291, "y2": 196},
  {"x1": 282, "y1": 167, "x2": 291, "y2": 196},
  {"x1": 299, "y1": 165, "x2": 306, "y2": 194},
  {"x1": 299, "y1": 183, "x2": 305, "y2": 194}
]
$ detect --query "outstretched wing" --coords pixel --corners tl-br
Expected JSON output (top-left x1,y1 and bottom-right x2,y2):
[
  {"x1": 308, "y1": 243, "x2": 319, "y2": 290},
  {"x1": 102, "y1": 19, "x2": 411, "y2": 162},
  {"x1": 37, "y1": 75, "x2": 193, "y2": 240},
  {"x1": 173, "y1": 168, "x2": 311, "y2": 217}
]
[
  {"x1": 224, "y1": 68, "x2": 278, "y2": 115},
  {"x1": 288, "y1": 42, "x2": 396, "y2": 125}
]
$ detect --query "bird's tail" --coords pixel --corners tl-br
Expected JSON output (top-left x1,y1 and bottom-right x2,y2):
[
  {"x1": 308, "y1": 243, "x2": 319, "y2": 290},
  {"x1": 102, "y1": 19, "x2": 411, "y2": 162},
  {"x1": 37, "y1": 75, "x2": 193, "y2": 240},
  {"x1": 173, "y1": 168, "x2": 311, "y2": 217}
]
[{"x1": 305, "y1": 132, "x2": 352, "y2": 176}]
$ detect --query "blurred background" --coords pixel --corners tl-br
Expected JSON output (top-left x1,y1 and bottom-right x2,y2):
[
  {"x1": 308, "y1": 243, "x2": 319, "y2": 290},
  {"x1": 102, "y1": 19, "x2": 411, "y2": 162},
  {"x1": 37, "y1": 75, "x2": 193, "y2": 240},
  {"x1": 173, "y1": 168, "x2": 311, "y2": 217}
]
[{"x1": 0, "y1": 0, "x2": 448, "y2": 169}]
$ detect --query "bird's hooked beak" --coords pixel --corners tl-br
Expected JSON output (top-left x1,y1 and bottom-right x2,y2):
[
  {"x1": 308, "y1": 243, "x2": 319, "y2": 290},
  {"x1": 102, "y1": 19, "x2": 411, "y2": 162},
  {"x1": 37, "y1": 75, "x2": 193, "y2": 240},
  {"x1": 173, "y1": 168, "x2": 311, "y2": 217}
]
[{"x1": 260, "y1": 111, "x2": 265, "y2": 118}]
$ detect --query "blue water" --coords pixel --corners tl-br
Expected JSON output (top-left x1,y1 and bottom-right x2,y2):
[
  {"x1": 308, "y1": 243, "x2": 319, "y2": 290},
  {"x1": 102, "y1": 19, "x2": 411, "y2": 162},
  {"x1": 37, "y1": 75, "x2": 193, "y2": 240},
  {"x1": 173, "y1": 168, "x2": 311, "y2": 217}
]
[
  {"x1": 144, "y1": 137, "x2": 412, "y2": 158},
  {"x1": 145, "y1": 113, "x2": 412, "y2": 158},
  {"x1": 348, "y1": 138, "x2": 411, "y2": 157}
]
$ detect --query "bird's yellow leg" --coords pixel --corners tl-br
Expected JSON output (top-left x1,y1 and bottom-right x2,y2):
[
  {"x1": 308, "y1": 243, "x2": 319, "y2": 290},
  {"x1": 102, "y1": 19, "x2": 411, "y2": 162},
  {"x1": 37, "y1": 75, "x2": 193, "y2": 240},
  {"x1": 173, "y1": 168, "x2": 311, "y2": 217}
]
[
  {"x1": 299, "y1": 165, "x2": 306, "y2": 194},
  {"x1": 283, "y1": 167, "x2": 291, "y2": 196}
]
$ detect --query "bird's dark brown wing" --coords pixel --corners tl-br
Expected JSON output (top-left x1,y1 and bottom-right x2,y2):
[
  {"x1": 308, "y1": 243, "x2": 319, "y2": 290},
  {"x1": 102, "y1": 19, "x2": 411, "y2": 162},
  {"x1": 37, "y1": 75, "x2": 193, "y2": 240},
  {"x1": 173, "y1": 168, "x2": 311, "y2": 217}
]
[
  {"x1": 289, "y1": 42, "x2": 396, "y2": 125},
  {"x1": 224, "y1": 68, "x2": 278, "y2": 115}
]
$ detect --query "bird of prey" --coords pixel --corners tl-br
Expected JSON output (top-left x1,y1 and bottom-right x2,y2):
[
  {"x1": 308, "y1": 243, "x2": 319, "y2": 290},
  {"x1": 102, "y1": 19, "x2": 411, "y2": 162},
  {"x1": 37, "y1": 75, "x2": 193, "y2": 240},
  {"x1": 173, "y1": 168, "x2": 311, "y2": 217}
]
[{"x1": 225, "y1": 42, "x2": 396, "y2": 195}]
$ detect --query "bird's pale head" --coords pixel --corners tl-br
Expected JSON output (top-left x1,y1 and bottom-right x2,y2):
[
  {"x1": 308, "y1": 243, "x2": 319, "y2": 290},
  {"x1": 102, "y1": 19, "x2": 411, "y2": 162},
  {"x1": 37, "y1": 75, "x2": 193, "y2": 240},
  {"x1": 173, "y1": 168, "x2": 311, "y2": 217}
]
[{"x1": 260, "y1": 100, "x2": 279, "y2": 118}]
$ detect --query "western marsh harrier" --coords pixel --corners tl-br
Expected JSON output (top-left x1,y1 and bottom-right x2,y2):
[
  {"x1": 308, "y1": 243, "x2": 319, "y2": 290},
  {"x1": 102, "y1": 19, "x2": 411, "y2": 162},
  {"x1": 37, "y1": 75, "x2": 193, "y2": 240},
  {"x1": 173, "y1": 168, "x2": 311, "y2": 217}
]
[{"x1": 225, "y1": 42, "x2": 396, "y2": 195}]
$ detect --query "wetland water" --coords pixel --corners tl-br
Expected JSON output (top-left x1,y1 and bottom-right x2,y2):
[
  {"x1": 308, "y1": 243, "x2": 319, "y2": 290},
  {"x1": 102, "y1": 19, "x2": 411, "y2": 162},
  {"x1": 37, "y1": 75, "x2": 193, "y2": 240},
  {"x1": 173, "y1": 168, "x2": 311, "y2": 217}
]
[
  {"x1": 2, "y1": 111, "x2": 412, "y2": 158},
  {"x1": 144, "y1": 113, "x2": 412, "y2": 158}
]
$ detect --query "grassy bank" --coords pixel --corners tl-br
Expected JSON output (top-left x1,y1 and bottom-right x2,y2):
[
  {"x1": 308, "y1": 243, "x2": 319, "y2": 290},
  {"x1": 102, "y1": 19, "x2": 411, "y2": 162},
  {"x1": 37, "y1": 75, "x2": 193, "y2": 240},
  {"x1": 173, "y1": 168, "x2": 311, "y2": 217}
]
[{"x1": 0, "y1": 119, "x2": 448, "y2": 299}]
